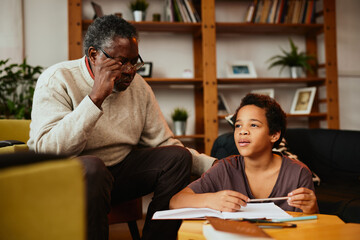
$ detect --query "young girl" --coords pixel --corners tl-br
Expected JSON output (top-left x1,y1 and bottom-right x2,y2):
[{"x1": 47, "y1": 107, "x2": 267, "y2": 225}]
[{"x1": 170, "y1": 93, "x2": 318, "y2": 214}]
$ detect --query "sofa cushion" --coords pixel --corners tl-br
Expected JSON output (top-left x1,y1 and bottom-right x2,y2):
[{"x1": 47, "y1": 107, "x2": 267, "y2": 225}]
[{"x1": 285, "y1": 128, "x2": 360, "y2": 183}]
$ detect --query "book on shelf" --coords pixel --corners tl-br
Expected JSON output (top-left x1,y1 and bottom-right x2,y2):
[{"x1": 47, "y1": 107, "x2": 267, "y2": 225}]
[
  {"x1": 183, "y1": 0, "x2": 197, "y2": 23},
  {"x1": 279, "y1": 0, "x2": 289, "y2": 23},
  {"x1": 275, "y1": 0, "x2": 285, "y2": 23},
  {"x1": 244, "y1": 1, "x2": 256, "y2": 23},
  {"x1": 187, "y1": 0, "x2": 201, "y2": 22},
  {"x1": 254, "y1": 0, "x2": 264, "y2": 23},
  {"x1": 284, "y1": 0, "x2": 295, "y2": 23},
  {"x1": 267, "y1": 0, "x2": 279, "y2": 23},
  {"x1": 259, "y1": 0, "x2": 272, "y2": 23},
  {"x1": 165, "y1": 0, "x2": 199, "y2": 23},
  {"x1": 244, "y1": 0, "x2": 316, "y2": 25},
  {"x1": 172, "y1": 0, "x2": 183, "y2": 22},
  {"x1": 297, "y1": 0, "x2": 307, "y2": 23},
  {"x1": 177, "y1": 0, "x2": 191, "y2": 22},
  {"x1": 305, "y1": 0, "x2": 316, "y2": 24},
  {"x1": 291, "y1": 0, "x2": 302, "y2": 24}
]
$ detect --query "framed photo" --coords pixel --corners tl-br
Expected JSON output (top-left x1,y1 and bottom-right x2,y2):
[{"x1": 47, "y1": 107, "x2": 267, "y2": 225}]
[
  {"x1": 137, "y1": 62, "x2": 152, "y2": 78},
  {"x1": 290, "y1": 87, "x2": 317, "y2": 114},
  {"x1": 251, "y1": 88, "x2": 275, "y2": 98},
  {"x1": 218, "y1": 93, "x2": 231, "y2": 115},
  {"x1": 91, "y1": 1, "x2": 104, "y2": 18},
  {"x1": 226, "y1": 61, "x2": 257, "y2": 78}
]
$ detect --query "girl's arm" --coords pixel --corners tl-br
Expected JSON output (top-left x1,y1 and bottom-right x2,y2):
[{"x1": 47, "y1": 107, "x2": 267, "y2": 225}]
[{"x1": 170, "y1": 187, "x2": 250, "y2": 212}]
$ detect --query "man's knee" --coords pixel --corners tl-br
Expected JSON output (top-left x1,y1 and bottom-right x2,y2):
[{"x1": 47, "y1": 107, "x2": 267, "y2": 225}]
[
  {"x1": 77, "y1": 155, "x2": 113, "y2": 187},
  {"x1": 165, "y1": 146, "x2": 192, "y2": 171}
]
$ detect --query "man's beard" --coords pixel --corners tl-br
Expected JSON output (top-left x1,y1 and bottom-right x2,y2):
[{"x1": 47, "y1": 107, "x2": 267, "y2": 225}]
[
  {"x1": 113, "y1": 83, "x2": 127, "y2": 92},
  {"x1": 112, "y1": 73, "x2": 136, "y2": 92}
]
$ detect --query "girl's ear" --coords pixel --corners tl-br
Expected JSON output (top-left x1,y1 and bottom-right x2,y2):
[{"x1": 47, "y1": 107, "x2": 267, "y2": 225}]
[{"x1": 270, "y1": 131, "x2": 281, "y2": 144}]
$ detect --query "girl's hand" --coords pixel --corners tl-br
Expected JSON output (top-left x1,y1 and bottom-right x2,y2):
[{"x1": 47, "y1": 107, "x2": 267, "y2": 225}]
[
  {"x1": 287, "y1": 187, "x2": 318, "y2": 214},
  {"x1": 206, "y1": 190, "x2": 250, "y2": 212}
]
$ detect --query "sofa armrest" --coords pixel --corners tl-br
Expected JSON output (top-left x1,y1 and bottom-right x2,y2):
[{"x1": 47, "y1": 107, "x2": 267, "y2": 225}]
[{"x1": 0, "y1": 144, "x2": 28, "y2": 154}]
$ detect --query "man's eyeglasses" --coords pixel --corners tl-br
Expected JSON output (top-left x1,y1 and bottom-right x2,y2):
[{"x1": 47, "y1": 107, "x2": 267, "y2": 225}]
[{"x1": 99, "y1": 48, "x2": 144, "y2": 71}]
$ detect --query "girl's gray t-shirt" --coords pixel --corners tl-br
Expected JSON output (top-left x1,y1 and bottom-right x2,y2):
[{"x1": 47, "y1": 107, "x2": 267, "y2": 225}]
[{"x1": 188, "y1": 154, "x2": 315, "y2": 212}]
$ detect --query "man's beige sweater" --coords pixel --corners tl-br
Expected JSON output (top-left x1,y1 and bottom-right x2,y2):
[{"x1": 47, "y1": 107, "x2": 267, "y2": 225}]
[{"x1": 28, "y1": 57, "x2": 213, "y2": 174}]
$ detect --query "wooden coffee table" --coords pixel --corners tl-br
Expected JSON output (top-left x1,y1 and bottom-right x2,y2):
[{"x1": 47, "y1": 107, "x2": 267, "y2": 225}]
[{"x1": 178, "y1": 212, "x2": 360, "y2": 240}]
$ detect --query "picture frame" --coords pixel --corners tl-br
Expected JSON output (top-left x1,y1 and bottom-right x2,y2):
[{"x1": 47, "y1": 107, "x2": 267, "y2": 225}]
[
  {"x1": 226, "y1": 61, "x2": 257, "y2": 78},
  {"x1": 218, "y1": 93, "x2": 231, "y2": 115},
  {"x1": 251, "y1": 88, "x2": 275, "y2": 98},
  {"x1": 91, "y1": 1, "x2": 104, "y2": 19},
  {"x1": 137, "y1": 62, "x2": 153, "y2": 78},
  {"x1": 290, "y1": 87, "x2": 317, "y2": 114}
]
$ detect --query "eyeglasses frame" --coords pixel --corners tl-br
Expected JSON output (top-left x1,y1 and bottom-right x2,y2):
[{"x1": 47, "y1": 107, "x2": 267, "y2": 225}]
[{"x1": 99, "y1": 48, "x2": 144, "y2": 71}]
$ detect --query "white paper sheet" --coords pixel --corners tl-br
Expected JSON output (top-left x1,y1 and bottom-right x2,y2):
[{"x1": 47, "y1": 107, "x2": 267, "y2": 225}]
[{"x1": 152, "y1": 203, "x2": 292, "y2": 220}]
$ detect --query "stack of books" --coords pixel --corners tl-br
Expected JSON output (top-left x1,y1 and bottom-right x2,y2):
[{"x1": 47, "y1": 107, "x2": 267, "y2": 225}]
[
  {"x1": 244, "y1": 0, "x2": 316, "y2": 24},
  {"x1": 164, "y1": 0, "x2": 201, "y2": 23}
]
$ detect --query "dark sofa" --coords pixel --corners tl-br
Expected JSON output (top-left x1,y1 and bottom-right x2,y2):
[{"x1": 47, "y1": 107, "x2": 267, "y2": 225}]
[{"x1": 210, "y1": 128, "x2": 360, "y2": 223}]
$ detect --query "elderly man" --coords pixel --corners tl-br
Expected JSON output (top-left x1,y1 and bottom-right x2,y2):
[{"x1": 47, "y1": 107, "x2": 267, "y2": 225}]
[{"x1": 28, "y1": 15, "x2": 214, "y2": 240}]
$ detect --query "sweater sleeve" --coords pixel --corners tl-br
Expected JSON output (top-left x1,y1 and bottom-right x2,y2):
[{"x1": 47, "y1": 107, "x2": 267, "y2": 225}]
[
  {"x1": 138, "y1": 83, "x2": 182, "y2": 148},
  {"x1": 137, "y1": 82, "x2": 215, "y2": 175},
  {"x1": 28, "y1": 77, "x2": 102, "y2": 155}
]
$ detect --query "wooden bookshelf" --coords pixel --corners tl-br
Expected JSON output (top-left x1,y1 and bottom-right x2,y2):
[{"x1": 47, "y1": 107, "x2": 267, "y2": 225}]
[
  {"x1": 216, "y1": 22, "x2": 324, "y2": 35},
  {"x1": 68, "y1": 0, "x2": 339, "y2": 155},
  {"x1": 217, "y1": 77, "x2": 325, "y2": 85},
  {"x1": 82, "y1": 20, "x2": 202, "y2": 33},
  {"x1": 144, "y1": 78, "x2": 202, "y2": 84}
]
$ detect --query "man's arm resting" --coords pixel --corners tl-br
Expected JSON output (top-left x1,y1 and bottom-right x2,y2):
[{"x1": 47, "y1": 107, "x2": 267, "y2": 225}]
[{"x1": 187, "y1": 148, "x2": 217, "y2": 176}]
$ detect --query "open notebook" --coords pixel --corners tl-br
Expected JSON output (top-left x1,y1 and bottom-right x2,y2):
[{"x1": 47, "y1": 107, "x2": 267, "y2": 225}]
[{"x1": 152, "y1": 202, "x2": 292, "y2": 220}]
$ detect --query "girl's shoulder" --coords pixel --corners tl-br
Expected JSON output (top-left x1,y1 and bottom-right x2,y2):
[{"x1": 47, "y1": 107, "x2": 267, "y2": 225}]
[
  {"x1": 219, "y1": 155, "x2": 243, "y2": 169},
  {"x1": 281, "y1": 154, "x2": 312, "y2": 174}
]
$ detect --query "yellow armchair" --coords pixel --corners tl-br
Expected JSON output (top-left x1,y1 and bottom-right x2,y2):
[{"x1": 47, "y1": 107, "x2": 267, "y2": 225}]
[
  {"x1": 0, "y1": 153, "x2": 86, "y2": 240},
  {"x1": 0, "y1": 119, "x2": 142, "y2": 239}
]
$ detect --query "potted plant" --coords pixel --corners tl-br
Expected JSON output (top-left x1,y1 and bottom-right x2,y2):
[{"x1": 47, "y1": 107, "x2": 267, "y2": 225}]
[
  {"x1": 267, "y1": 38, "x2": 316, "y2": 78},
  {"x1": 171, "y1": 107, "x2": 189, "y2": 136},
  {"x1": 129, "y1": 0, "x2": 149, "y2": 22},
  {"x1": 0, "y1": 58, "x2": 43, "y2": 119}
]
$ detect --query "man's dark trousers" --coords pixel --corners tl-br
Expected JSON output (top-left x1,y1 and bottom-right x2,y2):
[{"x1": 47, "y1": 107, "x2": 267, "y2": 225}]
[{"x1": 80, "y1": 145, "x2": 192, "y2": 240}]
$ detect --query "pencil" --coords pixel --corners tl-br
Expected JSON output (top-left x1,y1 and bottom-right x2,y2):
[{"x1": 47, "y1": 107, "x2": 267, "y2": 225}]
[
  {"x1": 248, "y1": 196, "x2": 289, "y2": 202},
  {"x1": 272, "y1": 215, "x2": 318, "y2": 222}
]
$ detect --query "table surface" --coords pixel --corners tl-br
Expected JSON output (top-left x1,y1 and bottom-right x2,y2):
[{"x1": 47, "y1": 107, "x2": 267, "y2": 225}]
[{"x1": 178, "y1": 212, "x2": 360, "y2": 240}]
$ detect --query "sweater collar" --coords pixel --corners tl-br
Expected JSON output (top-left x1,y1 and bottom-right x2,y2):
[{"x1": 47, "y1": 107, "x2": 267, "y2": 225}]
[{"x1": 85, "y1": 57, "x2": 95, "y2": 79}]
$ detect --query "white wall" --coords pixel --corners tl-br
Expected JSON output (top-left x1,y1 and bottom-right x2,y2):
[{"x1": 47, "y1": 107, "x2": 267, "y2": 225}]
[
  {"x1": 2, "y1": 0, "x2": 359, "y2": 131},
  {"x1": 23, "y1": 0, "x2": 68, "y2": 67},
  {"x1": 0, "y1": 0, "x2": 23, "y2": 63},
  {"x1": 336, "y1": 0, "x2": 360, "y2": 130}
]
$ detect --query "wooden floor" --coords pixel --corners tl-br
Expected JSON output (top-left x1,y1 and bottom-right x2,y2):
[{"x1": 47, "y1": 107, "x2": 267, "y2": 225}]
[{"x1": 109, "y1": 218, "x2": 145, "y2": 240}]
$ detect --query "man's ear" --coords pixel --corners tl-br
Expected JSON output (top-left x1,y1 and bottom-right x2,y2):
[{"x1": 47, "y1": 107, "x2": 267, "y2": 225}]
[
  {"x1": 270, "y1": 131, "x2": 281, "y2": 144},
  {"x1": 88, "y1": 47, "x2": 98, "y2": 65}
]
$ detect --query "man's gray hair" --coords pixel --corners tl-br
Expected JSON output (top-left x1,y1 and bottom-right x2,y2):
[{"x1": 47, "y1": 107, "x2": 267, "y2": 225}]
[{"x1": 83, "y1": 15, "x2": 138, "y2": 56}]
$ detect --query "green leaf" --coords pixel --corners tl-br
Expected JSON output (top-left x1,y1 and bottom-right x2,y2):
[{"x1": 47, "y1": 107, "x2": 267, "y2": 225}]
[
  {"x1": 267, "y1": 38, "x2": 317, "y2": 75},
  {"x1": 171, "y1": 107, "x2": 189, "y2": 121},
  {"x1": 0, "y1": 58, "x2": 42, "y2": 119}
]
